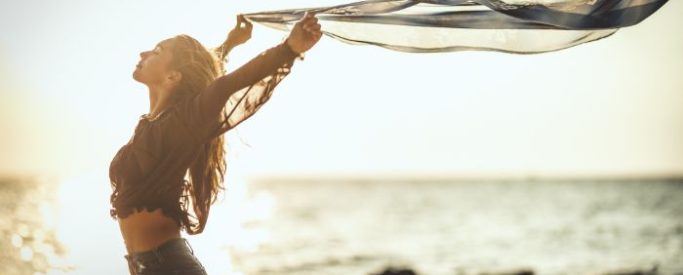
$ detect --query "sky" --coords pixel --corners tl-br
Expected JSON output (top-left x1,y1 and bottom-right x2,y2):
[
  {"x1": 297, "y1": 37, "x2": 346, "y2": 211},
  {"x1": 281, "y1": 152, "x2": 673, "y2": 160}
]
[{"x1": 0, "y1": 0, "x2": 682, "y2": 179}]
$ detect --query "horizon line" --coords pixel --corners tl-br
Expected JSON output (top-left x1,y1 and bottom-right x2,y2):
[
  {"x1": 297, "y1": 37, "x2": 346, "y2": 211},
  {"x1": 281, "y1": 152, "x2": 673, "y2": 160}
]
[{"x1": 249, "y1": 172, "x2": 683, "y2": 183}]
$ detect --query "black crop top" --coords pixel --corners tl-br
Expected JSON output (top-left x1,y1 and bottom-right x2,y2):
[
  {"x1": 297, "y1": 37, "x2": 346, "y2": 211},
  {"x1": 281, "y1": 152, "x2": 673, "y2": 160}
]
[{"x1": 109, "y1": 42, "x2": 299, "y2": 234}]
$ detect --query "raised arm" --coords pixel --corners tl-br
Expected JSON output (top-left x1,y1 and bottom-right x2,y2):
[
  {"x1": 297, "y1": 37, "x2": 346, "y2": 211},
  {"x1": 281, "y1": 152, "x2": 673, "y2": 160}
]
[
  {"x1": 198, "y1": 40, "x2": 299, "y2": 124},
  {"x1": 183, "y1": 12, "x2": 322, "y2": 141},
  {"x1": 214, "y1": 15, "x2": 253, "y2": 63}
]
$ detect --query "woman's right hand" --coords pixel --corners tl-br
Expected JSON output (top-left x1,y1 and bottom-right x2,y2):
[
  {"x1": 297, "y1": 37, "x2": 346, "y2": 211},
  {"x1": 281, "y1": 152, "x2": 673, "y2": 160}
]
[{"x1": 286, "y1": 12, "x2": 322, "y2": 54}]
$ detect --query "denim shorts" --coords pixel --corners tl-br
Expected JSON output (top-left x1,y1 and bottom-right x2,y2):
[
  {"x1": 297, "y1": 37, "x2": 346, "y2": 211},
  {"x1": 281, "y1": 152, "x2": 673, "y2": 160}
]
[{"x1": 124, "y1": 238, "x2": 208, "y2": 275}]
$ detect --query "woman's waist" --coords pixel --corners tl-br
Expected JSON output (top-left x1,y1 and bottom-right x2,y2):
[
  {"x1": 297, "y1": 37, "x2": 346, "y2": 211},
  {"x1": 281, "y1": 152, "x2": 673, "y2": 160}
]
[{"x1": 118, "y1": 208, "x2": 182, "y2": 254}]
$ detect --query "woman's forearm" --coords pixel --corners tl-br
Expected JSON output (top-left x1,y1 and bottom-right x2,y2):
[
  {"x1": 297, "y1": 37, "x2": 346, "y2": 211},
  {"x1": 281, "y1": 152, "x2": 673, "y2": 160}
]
[
  {"x1": 218, "y1": 15, "x2": 253, "y2": 61},
  {"x1": 216, "y1": 41, "x2": 237, "y2": 61},
  {"x1": 199, "y1": 42, "x2": 299, "y2": 121}
]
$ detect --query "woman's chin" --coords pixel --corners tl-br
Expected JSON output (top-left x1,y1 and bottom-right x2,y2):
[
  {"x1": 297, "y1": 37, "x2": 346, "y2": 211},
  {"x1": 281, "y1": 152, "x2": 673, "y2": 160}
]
[{"x1": 132, "y1": 70, "x2": 142, "y2": 82}]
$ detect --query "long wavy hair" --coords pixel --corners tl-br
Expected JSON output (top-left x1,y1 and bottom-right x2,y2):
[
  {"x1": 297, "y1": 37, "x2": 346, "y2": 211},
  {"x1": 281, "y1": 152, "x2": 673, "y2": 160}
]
[{"x1": 169, "y1": 34, "x2": 227, "y2": 234}]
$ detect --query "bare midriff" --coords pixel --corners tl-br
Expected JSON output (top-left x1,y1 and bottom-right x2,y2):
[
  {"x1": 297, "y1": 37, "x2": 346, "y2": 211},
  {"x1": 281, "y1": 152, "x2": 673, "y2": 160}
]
[{"x1": 118, "y1": 208, "x2": 181, "y2": 254}]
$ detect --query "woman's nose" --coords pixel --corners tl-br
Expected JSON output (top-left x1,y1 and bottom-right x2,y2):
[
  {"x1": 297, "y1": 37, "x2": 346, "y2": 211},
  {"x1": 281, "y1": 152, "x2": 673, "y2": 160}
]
[{"x1": 139, "y1": 51, "x2": 150, "y2": 58}]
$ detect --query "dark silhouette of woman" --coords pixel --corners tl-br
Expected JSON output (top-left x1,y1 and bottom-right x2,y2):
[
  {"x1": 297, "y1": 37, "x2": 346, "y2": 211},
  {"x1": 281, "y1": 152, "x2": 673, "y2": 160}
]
[{"x1": 108, "y1": 13, "x2": 322, "y2": 274}]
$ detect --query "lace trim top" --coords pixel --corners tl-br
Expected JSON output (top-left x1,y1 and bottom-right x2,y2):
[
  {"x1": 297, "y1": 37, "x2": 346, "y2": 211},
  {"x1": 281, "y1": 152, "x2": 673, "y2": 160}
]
[{"x1": 109, "y1": 42, "x2": 299, "y2": 234}]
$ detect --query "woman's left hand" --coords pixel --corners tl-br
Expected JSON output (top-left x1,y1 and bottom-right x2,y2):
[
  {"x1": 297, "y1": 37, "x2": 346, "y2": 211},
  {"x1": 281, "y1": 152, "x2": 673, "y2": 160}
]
[
  {"x1": 225, "y1": 15, "x2": 252, "y2": 47},
  {"x1": 286, "y1": 12, "x2": 322, "y2": 54}
]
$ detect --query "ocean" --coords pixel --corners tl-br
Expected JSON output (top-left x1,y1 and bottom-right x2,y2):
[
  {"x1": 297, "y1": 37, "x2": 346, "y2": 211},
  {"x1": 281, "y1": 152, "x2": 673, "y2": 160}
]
[{"x1": 1, "y1": 175, "x2": 682, "y2": 275}]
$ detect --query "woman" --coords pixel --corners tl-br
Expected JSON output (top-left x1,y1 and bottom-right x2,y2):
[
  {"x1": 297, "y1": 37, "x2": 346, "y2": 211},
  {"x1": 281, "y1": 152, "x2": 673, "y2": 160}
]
[{"x1": 108, "y1": 13, "x2": 322, "y2": 274}]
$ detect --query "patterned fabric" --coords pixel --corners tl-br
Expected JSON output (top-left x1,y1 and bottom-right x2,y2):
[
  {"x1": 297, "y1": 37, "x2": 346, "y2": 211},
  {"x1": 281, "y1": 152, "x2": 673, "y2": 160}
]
[{"x1": 245, "y1": 0, "x2": 668, "y2": 54}]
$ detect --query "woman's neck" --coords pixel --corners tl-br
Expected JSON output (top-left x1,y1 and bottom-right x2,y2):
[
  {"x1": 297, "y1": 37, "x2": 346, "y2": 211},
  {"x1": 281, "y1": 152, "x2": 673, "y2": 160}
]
[{"x1": 147, "y1": 86, "x2": 173, "y2": 118}]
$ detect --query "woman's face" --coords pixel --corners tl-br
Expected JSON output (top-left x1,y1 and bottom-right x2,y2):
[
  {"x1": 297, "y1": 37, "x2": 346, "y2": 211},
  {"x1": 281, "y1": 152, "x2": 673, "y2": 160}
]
[{"x1": 133, "y1": 38, "x2": 177, "y2": 86}]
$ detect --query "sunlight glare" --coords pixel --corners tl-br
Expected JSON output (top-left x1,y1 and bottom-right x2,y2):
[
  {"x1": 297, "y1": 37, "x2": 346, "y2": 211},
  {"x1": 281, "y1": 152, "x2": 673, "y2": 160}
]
[
  {"x1": 191, "y1": 169, "x2": 276, "y2": 275},
  {"x1": 20, "y1": 246, "x2": 33, "y2": 262},
  {"x1": 11, "y1": 233, "x2": 23, "y2": 247},
  {"x1": 55, "y1": 172, "x2": 128, "y2": 274}
]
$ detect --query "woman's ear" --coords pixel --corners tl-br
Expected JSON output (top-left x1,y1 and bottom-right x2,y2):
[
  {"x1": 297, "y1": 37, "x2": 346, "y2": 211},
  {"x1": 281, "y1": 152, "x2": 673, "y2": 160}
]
[{"x1": 166, "y1": 70, "x2": 183, "y2": 86}]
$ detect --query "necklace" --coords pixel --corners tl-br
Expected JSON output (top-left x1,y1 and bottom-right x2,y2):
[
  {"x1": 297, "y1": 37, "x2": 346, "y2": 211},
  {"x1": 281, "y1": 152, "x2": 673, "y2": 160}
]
[{"x1": 140, "y1": 109, "x2": 167, "y2": 122}]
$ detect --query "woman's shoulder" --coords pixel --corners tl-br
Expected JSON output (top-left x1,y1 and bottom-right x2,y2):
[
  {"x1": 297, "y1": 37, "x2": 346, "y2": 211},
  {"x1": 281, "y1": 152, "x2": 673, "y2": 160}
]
[
  {"x1": 165, "y1": 93, "x2": 222, "y2": 143},
  {"x1": 140, "y1": 99, "x2": 203, "y2": 146}
]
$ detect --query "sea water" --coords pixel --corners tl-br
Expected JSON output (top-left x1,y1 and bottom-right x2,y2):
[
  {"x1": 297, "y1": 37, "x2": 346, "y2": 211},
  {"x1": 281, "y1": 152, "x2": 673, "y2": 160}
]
[{"x1": 1, "y1": 175, "x2": 682, "y2": 275}]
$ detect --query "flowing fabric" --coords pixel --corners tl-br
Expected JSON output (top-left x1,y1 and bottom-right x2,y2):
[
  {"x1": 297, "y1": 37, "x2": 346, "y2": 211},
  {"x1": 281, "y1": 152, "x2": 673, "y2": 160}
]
[{"x1": 244, "y1": 0, "x2": 668, "y2": 54}]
